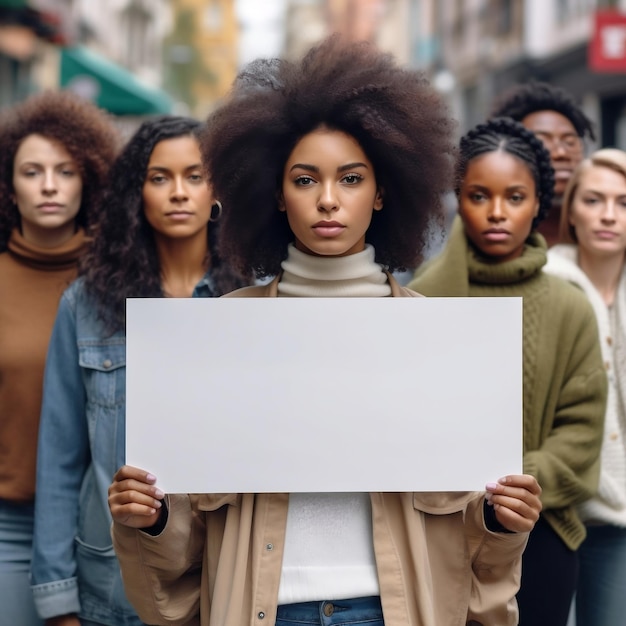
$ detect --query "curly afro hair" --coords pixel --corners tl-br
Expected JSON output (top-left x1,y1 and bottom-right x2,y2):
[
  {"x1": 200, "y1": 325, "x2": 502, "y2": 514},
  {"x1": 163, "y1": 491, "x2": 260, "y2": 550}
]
[
  {"x1": 491, "y1": 81, "x2": 595, "y2": 141},
  {"x1": 457, "y1": 117, "x2": 555, "y2": 230},
  {"x1": 0, "y1": 90, "x2": 120, "y2": 251},
  {"x1": 203, "y1": 35, "x2": 456, "y2": 276},
  {"x1": 82, "y1": 115, "x2": 251, "y2": 333}
]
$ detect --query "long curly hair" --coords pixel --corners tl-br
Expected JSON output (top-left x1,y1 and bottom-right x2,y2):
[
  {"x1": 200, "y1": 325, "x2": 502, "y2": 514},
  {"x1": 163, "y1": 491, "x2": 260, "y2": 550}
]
[
  {"x1": 457, "y1": 117, "x2": 555, "y2": 230},
  {"x1": 203, "y1": 36, "x2": 456, "y2": 276},
  {"x1": 491, "y1": 81, "x2": 595, "y2": 141},
  {"x1": 82, "y1": 115, "x2": 250, "y2": 332},
  {"x1": 0, "y1": 90, "x2": 119, "y2": 251}
]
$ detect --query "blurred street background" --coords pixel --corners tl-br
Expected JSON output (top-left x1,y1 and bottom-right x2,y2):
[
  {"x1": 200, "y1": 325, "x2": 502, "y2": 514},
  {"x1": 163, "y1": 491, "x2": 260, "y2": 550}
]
[{"x1": 1, "y1": 0, "x2": 625, "y2": 144}]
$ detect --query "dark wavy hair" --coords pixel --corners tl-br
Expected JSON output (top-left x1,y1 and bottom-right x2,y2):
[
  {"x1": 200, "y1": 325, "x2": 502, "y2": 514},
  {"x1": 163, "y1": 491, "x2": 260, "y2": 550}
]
[
  {"x1": 203, "y1": 36, "x2": 456, "y2": 276},
  {"x1": 0, "y1": 90, "x2": 119, "y2": 252},
  {"x1": 456, "y1": 117, "x2": 555, "y2": 230},
  {"x1": 491, "y1": 81, "x2": 595, "y2": 141},
  {"x1": 82, "y1": 115, "x2": 250, "y2": 332}
]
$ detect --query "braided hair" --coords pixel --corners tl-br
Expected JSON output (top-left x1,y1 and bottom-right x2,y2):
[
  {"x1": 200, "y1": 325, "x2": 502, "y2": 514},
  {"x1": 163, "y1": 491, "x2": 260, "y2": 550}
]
[
  {"x1": 82, "y1": 115, "x2": 250, "y2": 333},
  {"x1": 491, "y1": 81, "x2": 595, "y2": 141},
  {"x1": 457, "y1": 117, "x2": 555, "y2": 230}
]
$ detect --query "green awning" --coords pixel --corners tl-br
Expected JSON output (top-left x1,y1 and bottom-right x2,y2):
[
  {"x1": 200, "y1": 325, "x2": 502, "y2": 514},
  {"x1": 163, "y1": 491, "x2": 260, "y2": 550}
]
[
  {"x1": 60, "y1": 46, "x2": 172, "y2": 116},
  {"x1": 0, "y1": 1, "x2": 28, "y2": 8}
]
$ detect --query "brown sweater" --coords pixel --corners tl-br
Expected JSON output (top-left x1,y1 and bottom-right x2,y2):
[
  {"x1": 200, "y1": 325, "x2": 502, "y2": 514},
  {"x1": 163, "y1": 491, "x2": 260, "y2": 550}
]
[{"x1": 0, "y1": 227, "x2": 88, "y2": 502}]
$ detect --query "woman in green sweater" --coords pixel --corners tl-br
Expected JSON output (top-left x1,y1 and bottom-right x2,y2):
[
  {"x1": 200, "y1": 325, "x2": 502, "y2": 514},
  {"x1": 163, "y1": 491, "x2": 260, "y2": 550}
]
[{"x1": 409, "y1": 117, "x2": 607, "y2": 626}]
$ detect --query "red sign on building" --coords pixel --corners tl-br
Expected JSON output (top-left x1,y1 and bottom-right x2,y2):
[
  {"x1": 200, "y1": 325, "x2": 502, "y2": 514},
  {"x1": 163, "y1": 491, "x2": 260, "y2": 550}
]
[{"x1": 589, "y1": 10, "x2": 626, "y2": 72}]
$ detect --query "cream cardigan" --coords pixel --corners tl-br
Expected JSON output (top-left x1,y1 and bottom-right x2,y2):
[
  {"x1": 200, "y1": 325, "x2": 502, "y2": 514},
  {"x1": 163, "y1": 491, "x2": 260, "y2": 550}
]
[{"x1": 546, "y1": 244, "x2": 626, "y2": 527}]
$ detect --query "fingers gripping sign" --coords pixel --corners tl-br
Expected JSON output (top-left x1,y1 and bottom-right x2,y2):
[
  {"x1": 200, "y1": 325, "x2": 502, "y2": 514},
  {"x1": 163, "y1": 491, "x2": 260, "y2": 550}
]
[
  {"x1": 485, "y1": 474, "x2": 542, "y2": 533},
  {"x1": 108, "y1": 465, "x2": 165, "y2": 529}
]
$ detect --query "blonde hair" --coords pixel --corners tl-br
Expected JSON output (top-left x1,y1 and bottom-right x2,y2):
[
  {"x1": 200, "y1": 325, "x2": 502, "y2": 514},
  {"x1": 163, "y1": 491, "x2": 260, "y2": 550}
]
[{"x1": 559, "y1": 148, "x2": 626, "y2": 243}]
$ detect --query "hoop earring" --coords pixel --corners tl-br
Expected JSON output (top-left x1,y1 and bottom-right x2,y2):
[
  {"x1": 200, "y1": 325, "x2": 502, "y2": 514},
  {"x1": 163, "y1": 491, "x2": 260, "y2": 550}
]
[{"x1": 210, "y1": 200, "x2": 223, "y2": 222}]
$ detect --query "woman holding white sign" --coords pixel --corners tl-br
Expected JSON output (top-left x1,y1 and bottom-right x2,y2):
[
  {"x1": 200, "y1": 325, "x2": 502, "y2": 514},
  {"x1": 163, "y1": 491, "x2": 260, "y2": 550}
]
[
  {"x1": 31, "y1": 116, "x2": 249, "y2": 626},
  {"x1": 409, "y1": 118, "x2": 607, "y2": 626},
  {"x1": 109, "y1": 38, "x2": 542, "y2": 626}
]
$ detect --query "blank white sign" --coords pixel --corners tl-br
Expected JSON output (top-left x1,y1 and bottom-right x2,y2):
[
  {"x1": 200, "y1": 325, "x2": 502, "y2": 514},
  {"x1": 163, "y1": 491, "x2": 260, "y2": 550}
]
[{"x1": 126, "y1": 297, "x2": 522, "y2": 494}]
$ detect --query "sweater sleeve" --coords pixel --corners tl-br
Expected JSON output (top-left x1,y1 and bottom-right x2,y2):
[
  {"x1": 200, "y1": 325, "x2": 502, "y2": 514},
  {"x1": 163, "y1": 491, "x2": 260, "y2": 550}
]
[
  {"x1": 524, "y1": 295, "x2": 607, "y2": 510},
  {"x1": 112, "y1": 493, "x2": 206, "y2": 625}
]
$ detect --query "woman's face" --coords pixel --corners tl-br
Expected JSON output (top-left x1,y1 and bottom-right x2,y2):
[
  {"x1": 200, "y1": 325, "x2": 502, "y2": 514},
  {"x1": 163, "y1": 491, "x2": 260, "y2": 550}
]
[
  {"x1": 459, "y1": 150, "x2": 539, "y2": 263},
  {"x1": 280, "y1": 127, "x2": 383, "y2": 257},
  {"x1": 568, "y1": 165, "x2": 626, "y2": 259},
  {"x1": 142, "y1": 135, "x2": 212, "y2": 241},
  {"x1": 12, "y1": 134, "x2": 83, "y2": 245}
]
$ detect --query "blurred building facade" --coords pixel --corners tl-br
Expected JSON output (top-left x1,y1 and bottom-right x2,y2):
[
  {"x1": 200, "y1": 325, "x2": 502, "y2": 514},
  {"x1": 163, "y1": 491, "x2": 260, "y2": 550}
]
[
  {"x1": 74, "y1": 0, "x2": 170, "y2": 88},
  {"x1": 0, "y1": 0, "x2": 68, "y2": 107},
  {"x1": 283, "y1": 0, "x2": 413, "y2": 62},
  {"x1": 421, "y1": 0, "x2": 626, "y2": 148},
  {"x1": 166, "y1": 0, "x2": 238, "y2": 117},
  {"x1": 6, "y1": 0, "x2": 625, "y2": 143},
  {"x1": 0, "y1": 0, "x2": 172, "y2": 120},
  {"x1": 66, "y1": 0, "x2": 172, "y2": 123}
]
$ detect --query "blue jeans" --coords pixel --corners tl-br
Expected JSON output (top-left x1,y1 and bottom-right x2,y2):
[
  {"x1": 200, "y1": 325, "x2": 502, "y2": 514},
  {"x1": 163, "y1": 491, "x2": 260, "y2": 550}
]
[
  {"x1": 0, "y1": 500, "x2": 43, "y2": 626},
  {"x1": 576, "y1": 524, "x2": 626, "y2": 626},
  {"x1": 276, "y1": 596, "x2": 383, "y2": 626}
]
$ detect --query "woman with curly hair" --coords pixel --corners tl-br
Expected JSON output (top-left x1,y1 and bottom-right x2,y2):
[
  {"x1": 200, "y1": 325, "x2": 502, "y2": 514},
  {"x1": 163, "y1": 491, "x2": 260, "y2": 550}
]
[
  {"x1": 0, "y1": 90, "x2": 118, "y2": 626},
  {"x1": 545, "y1": 148, "x2": 626, "y2": 626},
  {"x1": 409, "y1": 117, "x2": 607, "y2": 626},
  {"x1": 30, "y1": 116, "x2": 249, "y2": 626},
  {"x1": 491, "y1": 81, "x2": 596, "y2": 245},
  {"x1": 108, "y1": 38, "x2": 542, "y2": 626}
]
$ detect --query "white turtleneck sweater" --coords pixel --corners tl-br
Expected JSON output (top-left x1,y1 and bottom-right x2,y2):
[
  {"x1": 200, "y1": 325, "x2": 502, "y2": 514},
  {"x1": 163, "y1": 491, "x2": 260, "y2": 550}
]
[
  {"x1": 277, "y1": 243, "x2": 391, "y2": 298},
  {"x1": 276, "y1": 243, "x2": 388, "y2": 604}
]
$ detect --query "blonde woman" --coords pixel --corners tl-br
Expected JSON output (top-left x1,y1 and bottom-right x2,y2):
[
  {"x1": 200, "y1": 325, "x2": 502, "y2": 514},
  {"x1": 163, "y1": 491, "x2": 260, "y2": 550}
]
[{"x1": 545, "y1": 148, "x2": 626, "y2": 626}]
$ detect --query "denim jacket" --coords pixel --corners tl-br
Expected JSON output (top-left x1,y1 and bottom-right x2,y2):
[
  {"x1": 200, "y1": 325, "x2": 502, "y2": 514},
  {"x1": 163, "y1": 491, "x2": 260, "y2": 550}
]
[{"x1": 31, "y1": 274, "x2": 215, "y2": 625}]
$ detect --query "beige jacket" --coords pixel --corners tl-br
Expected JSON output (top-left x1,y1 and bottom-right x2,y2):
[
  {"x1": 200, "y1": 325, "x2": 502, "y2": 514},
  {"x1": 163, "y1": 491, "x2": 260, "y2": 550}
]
[{"x1": 112, "y1": 275, "x2": 528, "y2": 626}]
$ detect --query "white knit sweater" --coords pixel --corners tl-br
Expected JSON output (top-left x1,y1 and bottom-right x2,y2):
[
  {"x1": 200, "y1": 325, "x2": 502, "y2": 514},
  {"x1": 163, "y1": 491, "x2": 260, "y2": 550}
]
[
  {"x1": 546, "y1": 244, "x2": 626, "y2": 526},
  {"x1": 276, "y1": 244, "x2": 387, "y2": 603},
  {"x1": 277, "y1": 243, "x2": 391, "y2": 297}
]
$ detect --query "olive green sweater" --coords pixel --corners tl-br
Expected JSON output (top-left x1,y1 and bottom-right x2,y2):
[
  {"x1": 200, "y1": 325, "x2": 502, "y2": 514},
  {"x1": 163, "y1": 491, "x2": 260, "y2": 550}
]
[{"x1": 410, "y1": 217, "x2": 607, "y2": 550}]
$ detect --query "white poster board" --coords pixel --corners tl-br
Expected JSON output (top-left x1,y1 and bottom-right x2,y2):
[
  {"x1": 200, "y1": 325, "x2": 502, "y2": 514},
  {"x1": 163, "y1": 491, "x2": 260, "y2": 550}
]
[{"x1": 126, "y1": 297, "x2": 522, "y2": 493}]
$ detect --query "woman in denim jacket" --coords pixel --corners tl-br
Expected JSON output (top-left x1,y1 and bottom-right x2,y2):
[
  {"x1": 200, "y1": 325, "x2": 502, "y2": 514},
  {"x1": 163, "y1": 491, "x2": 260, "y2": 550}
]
[{"x1": 30, "y1": 116, "x2": 250, "y2": 626}]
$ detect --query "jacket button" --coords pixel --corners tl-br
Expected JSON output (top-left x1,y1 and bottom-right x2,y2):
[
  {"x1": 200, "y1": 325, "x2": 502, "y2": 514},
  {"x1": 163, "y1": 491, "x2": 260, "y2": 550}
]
[
  {"x1": 266, "y1": 543, "x2": 273, "y2": 550},
  {"x1": 607, "y1": 336, "x2": 613, "y2": 346},
  {"x1": 605, "y1": 361, "x2": 610, "y2": 371},
  {"x1": 610, "y1": 432, "x2": 619, "y2": 441},
  {"x1": 258, "y1": 612, "x2": 265, "y2": 620},
  {"x1": 103, "y1": 359, "x2": 113, "y2": 369}
]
